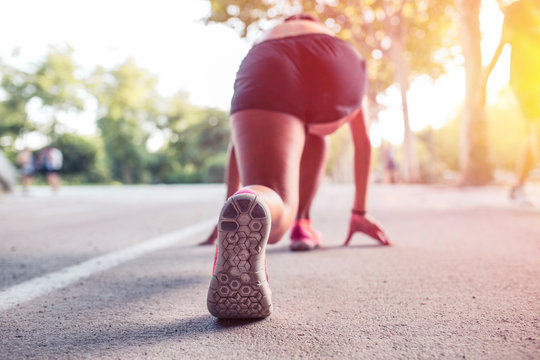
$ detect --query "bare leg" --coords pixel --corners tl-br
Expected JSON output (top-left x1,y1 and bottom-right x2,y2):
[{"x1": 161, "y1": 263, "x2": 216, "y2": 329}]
[
  {"x1": 201, "y1": 135, "x2": 328, "y2": 246},
  {"x1": 199, "y1": 143, "x2": 241, "y2": 245},
  {"x1": 296, "y1": 134, "x2": 329, "y2": 219},
  {"x1": 22, "y1": 175, "x2": 32, "y2": 195},
  {"x1": 510, "y1": 123, "x2": 539, "y2": 204},
  {"x1": 47, "y1": 173, "x2": 60, "y2": 194},
  {"x1": 286, "y1": 133, "x2": 329, "y2": 250},
  {"x1": 224, "y1": 142, "x2": 242, "y2": 195},
  {"x1": 231, "y1": 110, "x2": 306, "y2": 244},
  {"x1": 202, "y1": 135, "x2": 328, "y2": 246},
  {"x1": 207, "y1": 109, "x2": 305, "y2": 319},
  {"x1": 515, "y1": 124, "x2": 539, "y2": 186}
]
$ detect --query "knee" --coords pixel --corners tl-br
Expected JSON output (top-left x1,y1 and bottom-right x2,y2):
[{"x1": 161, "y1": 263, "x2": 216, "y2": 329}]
[{"x1": 267, "y1": 198, "x2": 297, "y2": 244}]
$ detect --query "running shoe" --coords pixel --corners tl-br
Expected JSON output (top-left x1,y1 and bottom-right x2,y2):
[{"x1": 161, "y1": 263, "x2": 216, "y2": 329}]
[
  {"x1": 290, "y1": 218, "x2": 322, "y2": 251},
  {"x1": 207, "y1": 190, "x2": 273, "y2": 319},
  {"x1": 509, "y1": 185, "x2": 533, "y2": 206}
]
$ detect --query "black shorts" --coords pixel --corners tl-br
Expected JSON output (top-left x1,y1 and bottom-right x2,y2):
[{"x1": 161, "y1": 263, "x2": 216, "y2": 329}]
[{"x1": 231, "y1": 33, "x2": 366, "y2": 124}]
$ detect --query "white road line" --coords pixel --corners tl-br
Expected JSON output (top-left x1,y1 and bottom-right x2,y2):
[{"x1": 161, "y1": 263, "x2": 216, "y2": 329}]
[{"x1": 0, "y1": 218, "x2": 215, "y2": 312}]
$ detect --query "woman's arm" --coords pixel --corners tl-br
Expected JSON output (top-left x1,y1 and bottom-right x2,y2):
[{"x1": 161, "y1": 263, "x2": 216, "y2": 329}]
[
  {"x1": 349, "y1": 107, "x2": 371, "y2": 213},
  {"x1": 345, "y1": 105, "x2": 391, "y2": 246}
]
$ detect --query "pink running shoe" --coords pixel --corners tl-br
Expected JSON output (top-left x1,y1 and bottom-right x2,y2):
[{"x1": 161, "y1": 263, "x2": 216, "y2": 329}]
[
  {"x1": 207, "y1": 190, "x2": 273, "y2": 319},
  {"x1": 290, "y1": 219, "x2": 322, "y2": 251}
]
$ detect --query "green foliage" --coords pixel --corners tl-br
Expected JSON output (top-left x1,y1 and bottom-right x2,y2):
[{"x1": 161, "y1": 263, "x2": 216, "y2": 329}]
[
  {"x1": 163, "y1": 163, "x2": 200, "y2": 184},
  {"x1": 162, "y1": 94, "x2": 227, "y2": 159},
  {"x1": 146, "y1": 150, "x2": 176, "y2": 184},
  {"x1": 200, "y1": 153, "x2": 228, "y2": 183},
  {"x1": 33, "y1": 47, "x2": 84, "y2": 112},
  {"x1": 2, "y1": 47, "x2": 232, "y2": 186},
  {"x1": 91, "y1": 59, "x2": 160, "y2": 184},
  {"x1": 0, "y1": 46, "x2": 84, "y2": 147},
  {"x1": 161, "y1": 101, "x2": 230, "y2": 183},
  {"x1": 52, "y1": 133, "x2": 109, "y2": 183},
  {"x1": 0, "y1": 62, "x2": 34, "y2": 139},
  {"x1": 173, "y1": 108, "x2": 230, "y2": 167},
  {"x1": 54, "y1": 133, "x2": 96, "y2": 174}
]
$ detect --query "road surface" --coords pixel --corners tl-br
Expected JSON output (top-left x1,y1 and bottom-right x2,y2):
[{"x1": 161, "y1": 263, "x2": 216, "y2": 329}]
[{"x1": 1, "y1": 183, "x2": 539, "y2": 359}]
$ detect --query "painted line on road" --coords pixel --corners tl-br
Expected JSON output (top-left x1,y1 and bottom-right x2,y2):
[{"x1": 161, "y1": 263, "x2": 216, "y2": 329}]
[{"x1": 0, "y1": 218, "x2": 216, "y2": 312}]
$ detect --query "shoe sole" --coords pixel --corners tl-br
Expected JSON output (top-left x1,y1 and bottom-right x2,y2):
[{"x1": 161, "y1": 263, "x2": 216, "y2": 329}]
[
  {"x1": 289, "y1": 240, "x2": 318, "y2": 251},
  {"x1": 207, "y1": 192, "x2": 272, "y2": 319}
]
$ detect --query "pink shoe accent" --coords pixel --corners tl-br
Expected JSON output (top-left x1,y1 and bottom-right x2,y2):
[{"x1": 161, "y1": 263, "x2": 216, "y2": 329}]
[
  {"x1": 212, "y1": 242, "x2": 218, "y2": 274},
  {"x1": 290, "y1": 219, "x2": 322, "y2": 251},
  {"x1": 233, "y1": 188, "x2": 257, "y2": 196}
]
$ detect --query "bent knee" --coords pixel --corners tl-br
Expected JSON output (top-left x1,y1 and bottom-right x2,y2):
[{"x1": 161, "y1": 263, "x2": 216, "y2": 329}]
[{"x1": 267, "y1": 204, "x2": 296, "y2": 244}]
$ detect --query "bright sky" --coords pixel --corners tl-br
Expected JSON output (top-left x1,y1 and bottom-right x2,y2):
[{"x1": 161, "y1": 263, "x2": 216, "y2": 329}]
[{"x1": 0, "y1": 0, "x2": 509, "y2": 149}]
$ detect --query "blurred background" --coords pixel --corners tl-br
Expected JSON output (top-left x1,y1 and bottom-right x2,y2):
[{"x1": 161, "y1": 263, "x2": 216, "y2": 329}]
[{"x1": 0, "y1": 0, "x2": 533, "y2": 189}]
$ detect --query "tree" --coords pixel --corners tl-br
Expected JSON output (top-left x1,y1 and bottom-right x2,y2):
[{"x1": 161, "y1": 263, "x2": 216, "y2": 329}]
[
  {"x1": 0, "y1": 62, "x2": 34, "y2": 141},
  {"x1": 0, "y1": 47, "x2": 84, "y2": 146},
  {"x1": 455, "y1": 0, "x2": 492, "y2": 184},
  {"x1": 53, "y1": 133, "x2": 109, "y2": 183},
  {"x1": 205, "y1": 0, "x2": 458, "y2": 182},
  {"x1": 317, "y1": 0, "x2": 456, "y2": 183},
  {"x1": 32, "y1": 46, "x2": 84, "y2": 140},
  {"x1": 175, "y1": 108, "x2": 230, "y2": 169},
  {"x1": 161, "y1": 92, "x2": 230, "y2": 182},
  {"x1": 90, "y1": 59, "x2": 161, "y2": 183}
]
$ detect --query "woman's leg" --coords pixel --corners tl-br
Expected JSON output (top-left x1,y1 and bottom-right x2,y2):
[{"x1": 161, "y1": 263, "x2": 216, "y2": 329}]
[
  {"x1": 288, "y1": 134, "x2": 329, "y2": 250},
  {"x1": 199, "y1": 143, "x2": 241, "y2": 246},
  {"x1": 511, "y1": 123, "x2": 539, "y2": 202},
  {"x1": 230, "y1": 109, "x2": 306, "y2": 244},
  {"x1": 47, "y1": 172, "x2": 60, "y2": 193},
  {"x1": 201, "y1": 134, "x2": 328, "y2": 246},
  {"x1": 297, "y1": 134, "x2": 329, "y2": 219},
  {"x1": 207, "y1": 109, "x2": 306, "y2": 319}
]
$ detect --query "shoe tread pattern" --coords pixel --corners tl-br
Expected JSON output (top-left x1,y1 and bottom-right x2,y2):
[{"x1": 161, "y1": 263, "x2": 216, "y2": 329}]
[{"x1": 207, "y1": 193, "x2": 272, "y2": 319}]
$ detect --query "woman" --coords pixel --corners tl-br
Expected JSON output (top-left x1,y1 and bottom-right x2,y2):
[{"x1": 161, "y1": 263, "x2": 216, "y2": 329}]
[
  {"x1": 482, "y1": 0, "x2": 540, "y2": 204},
  {"x1": 207, "y1": 14, "x2": 390, "y2": 319}
]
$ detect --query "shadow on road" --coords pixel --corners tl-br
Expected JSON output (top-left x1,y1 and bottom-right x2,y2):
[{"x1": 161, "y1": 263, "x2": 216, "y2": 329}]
[
  {"x1": 216, "y1": 317, "x2": 266, "y2": 327},
  {"x1": 320, "y1": 243, "x2": 385, "y2": 250},
  {"x1": 265, "y1": 242, "x2": 385, "y2": 255},
  {"x1": 18, "y1": 313, "x2": 267, "y2": 358}
]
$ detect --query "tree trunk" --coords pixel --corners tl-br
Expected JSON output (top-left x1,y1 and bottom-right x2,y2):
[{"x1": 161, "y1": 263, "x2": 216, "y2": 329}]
[
  {"x1": 456, "y1": 0, "x2": 492, "y2": 185},
  {"x1": 388, "y1": 11, "x2": 420, "y2": 183}
]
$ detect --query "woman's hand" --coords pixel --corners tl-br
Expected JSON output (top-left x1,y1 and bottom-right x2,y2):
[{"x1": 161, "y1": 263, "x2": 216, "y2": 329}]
[{"x1": 344, "y1": 213, "x2": 392, "y2": 246}]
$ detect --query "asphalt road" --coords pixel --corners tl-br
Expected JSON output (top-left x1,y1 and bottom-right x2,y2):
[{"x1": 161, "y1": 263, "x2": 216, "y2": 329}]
[{"x1": 0, "y1": 183, "x2": 539, "y2": 359}]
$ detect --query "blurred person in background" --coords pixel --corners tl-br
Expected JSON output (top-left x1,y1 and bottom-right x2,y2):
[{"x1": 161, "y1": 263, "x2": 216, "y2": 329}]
[
  {"x1": 206, "y1": 13, "x2": 390, "y2": 319},
  {"x1": 16, "y1": 147, "x2": 36, "y2": 195},
  {"x1": 380, "y1": 142, "x2": 399, "y2": 184},
  {"x1": 483, "y1": 0, "x2": 540, "y2": 204},
  {"x1": 38, "y1": 145, "x2": 63, "y2": 194}
]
